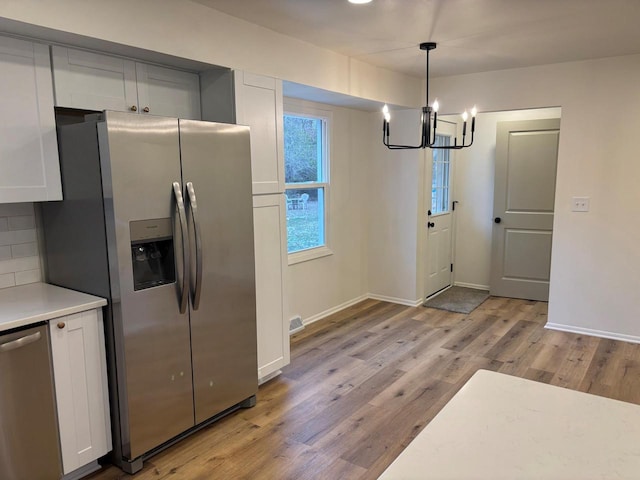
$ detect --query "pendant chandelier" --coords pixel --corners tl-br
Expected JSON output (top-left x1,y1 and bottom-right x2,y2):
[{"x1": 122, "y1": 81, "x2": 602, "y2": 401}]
[{"x1": 382, "y1": 42, "x2": 477, "y2": 150}]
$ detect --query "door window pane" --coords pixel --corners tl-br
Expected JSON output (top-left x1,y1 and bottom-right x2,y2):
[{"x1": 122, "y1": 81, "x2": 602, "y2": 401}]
[{"x1": 431, "y1": 135, "x2": 451, "y2": 215}]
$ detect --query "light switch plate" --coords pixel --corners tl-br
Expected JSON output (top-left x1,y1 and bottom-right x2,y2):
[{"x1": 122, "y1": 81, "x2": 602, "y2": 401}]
[{"x1": 572, "y1": 196, "x2": 590, "y2": 212}]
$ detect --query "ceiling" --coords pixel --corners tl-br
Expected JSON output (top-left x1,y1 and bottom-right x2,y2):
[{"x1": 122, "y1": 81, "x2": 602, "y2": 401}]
[{"x1": 194, "y1": 0, "x2": 640, "y2": 79}]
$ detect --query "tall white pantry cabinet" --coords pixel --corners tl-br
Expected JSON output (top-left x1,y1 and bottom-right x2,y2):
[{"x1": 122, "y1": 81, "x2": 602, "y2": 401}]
[{"x1": 234, "y1": 71, "x2": 290, "y2": 381}]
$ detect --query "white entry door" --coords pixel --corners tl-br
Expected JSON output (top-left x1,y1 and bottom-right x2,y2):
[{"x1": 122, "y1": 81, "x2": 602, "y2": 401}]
[
  {"x1": 490, "y1": 118, "x2": 560, "y2": 301},
  {"x1": 425, "y1": 122, "x2": 456, "y2": 298}
]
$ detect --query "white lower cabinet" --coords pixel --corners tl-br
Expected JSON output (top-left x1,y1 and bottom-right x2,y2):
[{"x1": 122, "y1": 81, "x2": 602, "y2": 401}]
[
  {"x1": 253, "y1": 193, "x2": 290, "y2": 381},
  {"x1": 49, "y1": 308, "x2": 111, "y2": 476}
]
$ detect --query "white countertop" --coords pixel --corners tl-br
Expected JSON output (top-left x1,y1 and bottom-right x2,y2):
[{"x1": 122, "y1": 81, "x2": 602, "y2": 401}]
[
  {"x1": 379, "y1": 369, "x2": 640, "y2": 480},
  {"x1": 0, "y1": 282, "x2": 107, "y2": 332}
]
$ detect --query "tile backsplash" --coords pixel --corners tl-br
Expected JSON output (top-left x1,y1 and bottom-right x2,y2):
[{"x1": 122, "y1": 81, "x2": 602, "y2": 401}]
[{"x1": 0, "y1": 203, "x2": 42, "y2": 289}]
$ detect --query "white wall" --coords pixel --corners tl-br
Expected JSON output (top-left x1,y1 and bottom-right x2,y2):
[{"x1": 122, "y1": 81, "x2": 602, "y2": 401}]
[
  {"x1": 432, "y1": 54, "x2": 640, "y2": 341},
  {"x1": 367, "y1": 109, "x2": 424, "y2": 306},
  {"x1": 284, "y1": 99, "x2": 370, "y2": 324},
  {"x1": 0, "y1": 0, "x2": 421, "y2": 108},
  {"x1": 447, "y1": 107, "x2": 561, "y2": 290}
]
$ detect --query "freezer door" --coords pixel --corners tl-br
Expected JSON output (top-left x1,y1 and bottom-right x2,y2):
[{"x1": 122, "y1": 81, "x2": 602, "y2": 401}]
[
  {"x1": 99, "y1": 112, "x2": 194, "y2": 459},
  {"x1": 180, "y1": 120, "x2": 258, "y2": 424}
]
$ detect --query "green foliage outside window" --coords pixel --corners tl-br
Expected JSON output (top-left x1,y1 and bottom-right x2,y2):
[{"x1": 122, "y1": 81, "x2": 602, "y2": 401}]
[{"x1": 284, "y1": 116, "x2": 321, "y2": 184}]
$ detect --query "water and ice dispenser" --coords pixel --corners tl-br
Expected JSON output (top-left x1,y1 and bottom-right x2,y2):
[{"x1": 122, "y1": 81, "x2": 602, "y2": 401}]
[{"x1": 130, "y1": 218, "x2": 175, "y2": 291}]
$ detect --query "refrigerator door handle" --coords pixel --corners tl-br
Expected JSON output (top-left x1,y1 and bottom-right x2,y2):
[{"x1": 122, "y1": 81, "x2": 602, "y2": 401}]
[
  {"x1": 173, "y1": 182, "x2": 189, "y2": 314},
  {"x1": 186, "y1": 181, "x2": 203, "y2": 310}
]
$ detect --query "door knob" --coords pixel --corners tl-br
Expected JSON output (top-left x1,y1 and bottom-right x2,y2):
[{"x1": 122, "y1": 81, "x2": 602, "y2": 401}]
[
  {"x1": 57, "y1": 322, "x2": 66, "y2": 329},
  {"x1": 494, "y1": 217, "x2": 502, "y2": 224},
  {"x1": 428, "y1": 222, "x2": 435, "y2": 228}
]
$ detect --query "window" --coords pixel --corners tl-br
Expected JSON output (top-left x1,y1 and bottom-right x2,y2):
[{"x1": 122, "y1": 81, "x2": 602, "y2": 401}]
[
  {"x1": 283, "y1": 107, "x2": 331, "y2": 263},
  {"x1": 431, "y1": 134, "x2": 451, "y2": 214}
]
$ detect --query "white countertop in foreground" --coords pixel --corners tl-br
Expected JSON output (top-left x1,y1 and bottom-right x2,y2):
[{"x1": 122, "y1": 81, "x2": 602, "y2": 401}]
[
  {"x1": 0, "y1": 282, "x2": 107, "y2": 332},
  {"x1": 379, "y1": 369, "x2": 640, "y2": 480}
]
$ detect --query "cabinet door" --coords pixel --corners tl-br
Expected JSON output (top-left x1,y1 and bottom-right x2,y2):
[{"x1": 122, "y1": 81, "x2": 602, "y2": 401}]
[
  {"x1": 50, "y1": 309, "x2": 112, "y2": 474},
  {"x1": 235, "y1": 71, "x2": 285, "y2": 195},
  {"x1": 253, "y1": 194, "x2": 290, "y2": 380},
  {"x1": 136, "y1": 62, "x2": 201, "y2": 119},
  {"x1": 51, "y1": 46, "x2": 138, "y2": 112},
  {"x1": 0, "y1": 36, "x2": 61, "y2": 202}
]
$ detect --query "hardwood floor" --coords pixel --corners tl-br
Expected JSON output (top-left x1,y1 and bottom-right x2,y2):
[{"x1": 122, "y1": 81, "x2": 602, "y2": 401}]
[{"x1": 89, "y1": 297, "x2": 640, "y2": 479}]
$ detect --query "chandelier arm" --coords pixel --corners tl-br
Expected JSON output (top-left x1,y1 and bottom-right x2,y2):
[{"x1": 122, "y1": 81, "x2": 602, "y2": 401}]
[
  {"x1": 429, "y1": 129, "x2": 476, "y2": 149},
  {"x1": 383, "y1": 117, "x2": 428, "y2": 149}
]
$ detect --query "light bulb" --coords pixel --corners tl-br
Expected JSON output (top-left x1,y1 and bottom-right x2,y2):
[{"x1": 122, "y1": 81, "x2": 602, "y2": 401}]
[
  {"x1": 471, "y1": 106, "x2": 477, "y2": 117},
  {"x1": 462, "y1": 111, "x2": 468, "y2": 122},
  {"x1": 382, "y1": 104, "x2": 391, "y2": 122},
  {"x1": 432, "y1": 99, "x2": 439, "y2": 113}
]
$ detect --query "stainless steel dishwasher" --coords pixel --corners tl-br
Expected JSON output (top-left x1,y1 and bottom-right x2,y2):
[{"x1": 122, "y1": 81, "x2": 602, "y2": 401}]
[{"x1": 0, "y1": 323, "x2": 62, "y2": 479}]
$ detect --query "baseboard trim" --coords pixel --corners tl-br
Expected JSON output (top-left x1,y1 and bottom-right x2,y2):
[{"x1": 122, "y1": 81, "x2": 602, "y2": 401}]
[
  {"x1": 62, "y1": 461, "x2": 101, "y2": 480},
  {"x1": 545, "y1": 322, "x2": 640, "y2": 345},
  {"x1": 302, "y1": 294, "x2": 370, "y2": 326},
  {"x1": 258, "y1": 369, "x2": 282, "y2": 385},
  {"x1": 367, "y1": 293, "x2": 423, "y2": 308},
  {"x1": 453, "y1": 281, "x2": 490, "y2": 291}
]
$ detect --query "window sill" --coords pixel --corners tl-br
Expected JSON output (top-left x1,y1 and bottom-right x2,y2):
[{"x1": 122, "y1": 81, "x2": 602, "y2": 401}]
[{"x1": 288, "y1": 246, "x2": 333, "y2": 266}]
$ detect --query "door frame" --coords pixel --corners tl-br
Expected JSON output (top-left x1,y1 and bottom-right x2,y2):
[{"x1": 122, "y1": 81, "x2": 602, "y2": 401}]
[{"x1": 421, "y1": 120, "x2": 457, "y2": 300}]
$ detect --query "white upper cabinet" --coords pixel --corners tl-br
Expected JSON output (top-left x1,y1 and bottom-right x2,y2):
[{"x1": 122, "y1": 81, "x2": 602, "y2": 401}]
[
  {"x1": 234, "y1": 71, "x2": 285, "y2": 195},
  {"x1": 52, "y1": 46, "x2": 138, "y2": 112},
  {"x1": 52, "y1": 46, "x2": 201, "y2": 120},
  {"x1": 0, "y1": 36, "x2": 61, "y2": 203},
  {"x1": 136, "y1": 63, "x2": 201, "y2": 119}
]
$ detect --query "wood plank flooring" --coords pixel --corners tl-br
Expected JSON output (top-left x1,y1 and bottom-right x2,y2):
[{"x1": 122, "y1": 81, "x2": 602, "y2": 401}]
[{"x1": 89, "y1": 297, "x2": 640, "y2": 479}]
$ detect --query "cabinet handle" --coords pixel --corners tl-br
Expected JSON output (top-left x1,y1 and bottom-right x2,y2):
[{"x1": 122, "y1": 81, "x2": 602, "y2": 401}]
[
  {"x1": 130, "y1": 105, "x2": 138, "y2": 112},
  {"x1": 143, "y1": 106, "x2": 150, "y2": 113},
  {"x1": 57, "y1": 322, "x2": 66, "y2": 329}
]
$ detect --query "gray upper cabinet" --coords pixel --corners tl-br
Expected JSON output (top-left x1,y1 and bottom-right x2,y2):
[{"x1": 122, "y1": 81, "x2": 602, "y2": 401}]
[
  {"x1": 0, "y1": 36, "x2": 61, "y2": 203},
  {"x1": 52, "y1": 46, "x2": 201, "y2": 120}
]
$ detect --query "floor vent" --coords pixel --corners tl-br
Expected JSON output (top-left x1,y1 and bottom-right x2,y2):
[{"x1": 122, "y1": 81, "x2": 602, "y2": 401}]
[{"x1": 289, "y1": 316, "x2": 304, "y2": 335}]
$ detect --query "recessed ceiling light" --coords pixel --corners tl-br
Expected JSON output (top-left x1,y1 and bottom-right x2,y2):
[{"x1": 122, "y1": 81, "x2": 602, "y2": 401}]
[{"x1": 348, "y1": 0, "x2": 372, "y2": 4}]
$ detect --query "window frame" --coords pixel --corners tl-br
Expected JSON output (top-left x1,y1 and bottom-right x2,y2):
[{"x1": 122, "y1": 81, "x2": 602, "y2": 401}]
[{"x1": 283, "y1": 101, "x2": 333, "y2": 265}]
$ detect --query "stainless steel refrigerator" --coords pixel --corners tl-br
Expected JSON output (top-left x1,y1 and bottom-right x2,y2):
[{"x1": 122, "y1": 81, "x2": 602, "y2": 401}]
[{"x1": 42, "y1": 111, "x2": 257, "y2": 473}]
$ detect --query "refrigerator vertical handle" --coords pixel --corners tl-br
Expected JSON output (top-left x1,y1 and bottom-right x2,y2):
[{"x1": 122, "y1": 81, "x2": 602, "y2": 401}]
[
  {"x1": 186, "y1": 182, "x2": 203, "y2": 311},
  {"x1": 173, "y1": 182, "x2": 189, "y2": 314}
]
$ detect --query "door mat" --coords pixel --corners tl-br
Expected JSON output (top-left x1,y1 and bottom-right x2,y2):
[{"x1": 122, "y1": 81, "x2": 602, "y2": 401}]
[{"x1": 423, "y1": 286, "x2": 490, "y2": 314}]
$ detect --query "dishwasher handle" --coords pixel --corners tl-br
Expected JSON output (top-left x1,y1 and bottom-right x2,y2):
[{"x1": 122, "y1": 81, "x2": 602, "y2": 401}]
[{"x1": 0, "y1": 331, "x2": 41, "y2": 353}]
